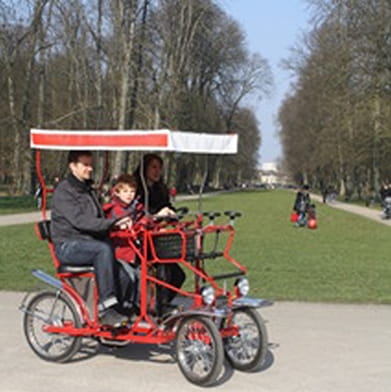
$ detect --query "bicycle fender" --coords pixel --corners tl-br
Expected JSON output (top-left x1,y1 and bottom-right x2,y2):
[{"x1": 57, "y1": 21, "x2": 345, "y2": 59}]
[{"x1": 32, "y1": 269, "x2": 63, "y2": 289}]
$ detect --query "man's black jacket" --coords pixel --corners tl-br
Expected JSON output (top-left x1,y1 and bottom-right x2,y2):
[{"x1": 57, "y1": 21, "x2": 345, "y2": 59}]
[{"x1": 51, "y1": 174, "x2": 116, "y2": 245}]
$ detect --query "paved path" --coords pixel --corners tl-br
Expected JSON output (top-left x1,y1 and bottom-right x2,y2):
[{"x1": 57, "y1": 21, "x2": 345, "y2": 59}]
[
  {"x1": 1, "y1": 291, "x2": 390, "y2": 392},
  {"x1": 0, "y1": 210, "x2": 51, "y2": 226},
  {"x1": 310, "y1": 193, "x2": 391, "y2": 226}
]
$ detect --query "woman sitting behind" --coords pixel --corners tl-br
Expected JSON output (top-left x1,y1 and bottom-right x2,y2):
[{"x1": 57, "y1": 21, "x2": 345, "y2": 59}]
[
  {"x1": 133, "y1": 154, "x2": 185, "y2": 315},
  {"x1": 133, "y1": 153, "x2": 176, "y2": 217}
]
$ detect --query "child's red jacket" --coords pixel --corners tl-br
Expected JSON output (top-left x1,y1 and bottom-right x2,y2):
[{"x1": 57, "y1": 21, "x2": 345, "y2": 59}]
[{"x1": 103, "y1": 196, "x2": 144, "y2": 263}]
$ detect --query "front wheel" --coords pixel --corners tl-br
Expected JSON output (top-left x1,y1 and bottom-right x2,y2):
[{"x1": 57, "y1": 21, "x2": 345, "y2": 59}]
[
  {"x1": 23, "y1": 290, "x2": 82, "y2": 362},
  {"x1": 176, "y1": 316, "x2": 224, "y2": 386},
  {"x1": 224, "y1": 308, "x2": 268, "y2": 371}
]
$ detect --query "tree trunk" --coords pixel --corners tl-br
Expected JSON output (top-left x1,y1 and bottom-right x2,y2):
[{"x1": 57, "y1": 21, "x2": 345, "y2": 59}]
[
  {"x1": 371, "y1": 96, "x2": 382, "y2": 193},
  {"x1": 113, "y1": 0, "x2": 137, "y2": 175},
  {"x1": 128, "y1": 0, "x2": 149, "y2": 129},
  {"x1": 7, "y1": 75, "x2": 21, "y2": 194}
]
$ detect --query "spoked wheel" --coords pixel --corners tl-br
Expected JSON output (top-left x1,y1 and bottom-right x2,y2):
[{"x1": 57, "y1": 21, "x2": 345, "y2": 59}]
[
  {"x1": 23, "y1": 290, "x2": 82, "y2": 362},
  {"x1": 176, "y1": 316, "x2": 224, "y2": 386},
  {"x1": 224, "y1": 308, "x2": 268, "y2": 371}
]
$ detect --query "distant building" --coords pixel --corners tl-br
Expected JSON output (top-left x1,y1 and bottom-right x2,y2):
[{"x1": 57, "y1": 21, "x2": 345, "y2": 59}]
[{"x1": 257, "y1": 162, "x2": 290, "y2": 186}]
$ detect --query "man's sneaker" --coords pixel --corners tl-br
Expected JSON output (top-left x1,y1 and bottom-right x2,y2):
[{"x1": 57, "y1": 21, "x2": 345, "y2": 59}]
[{"x1": 99, "y1": 308, "x2": 128, "y2": 327}]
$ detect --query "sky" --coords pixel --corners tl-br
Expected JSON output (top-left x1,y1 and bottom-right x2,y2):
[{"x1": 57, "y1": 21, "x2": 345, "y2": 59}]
[{"x1": 221, "y1": 0, "x2": 312, "y2": 164}]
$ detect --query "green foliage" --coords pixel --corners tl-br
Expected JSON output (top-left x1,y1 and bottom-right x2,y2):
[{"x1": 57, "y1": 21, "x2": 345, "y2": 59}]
[
  {"x1": 280, "y1": 0, "x2": 391, "y2": 196},
  {"x1": 0, "y1": 196, "x2": 38, "y2": 214},
  {"x1": 0, "y1": 195, "x2": 53, "y2": 214},
  {"x1": 1, "y1": 0, "x2": 272, "y2": 194},
  {"x1": 1, "y1": 190, "x2": 390, "y2": 303}
]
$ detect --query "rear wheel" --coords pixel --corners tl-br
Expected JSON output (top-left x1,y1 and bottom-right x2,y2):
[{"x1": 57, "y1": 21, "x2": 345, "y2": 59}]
[
  {"x1": 224, "y1": 308, "x2": 268, "y2": 371},
  {"x1": 23, "y1": 290, "x2": 82, "y2": 362},
  {"x1": 176, "y1": 316, "x2": 224, "y2": 386}
]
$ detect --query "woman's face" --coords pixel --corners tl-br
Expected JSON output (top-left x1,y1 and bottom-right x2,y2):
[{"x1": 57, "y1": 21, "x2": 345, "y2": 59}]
[{"x1": 146, "y1": 158, "x2": 162, "y2": 183}]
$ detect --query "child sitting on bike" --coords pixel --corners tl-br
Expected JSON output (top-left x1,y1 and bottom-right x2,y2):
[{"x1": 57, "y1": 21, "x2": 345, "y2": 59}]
[
  {"x1": 104, "y1": 174, "x2": 143, "y2": 262},
  {"x1": 104, "y1": 173, "x2": 173, "y2": 261},
  {"x1": 104, "y1": 174, "x2": 144, "y2": 313}
]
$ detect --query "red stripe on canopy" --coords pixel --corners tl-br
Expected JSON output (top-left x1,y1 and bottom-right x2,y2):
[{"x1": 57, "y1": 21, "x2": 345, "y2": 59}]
[{"x1": 31, "y1": 132, "x2": 169, "y2": 148}]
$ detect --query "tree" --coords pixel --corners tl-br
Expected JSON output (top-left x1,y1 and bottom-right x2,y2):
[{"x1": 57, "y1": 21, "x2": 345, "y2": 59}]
[
  {"x1": 279, "y1": 0, "x2": 391, "y2": 198},
  {"x1": 0, "y1": 0, "x2": 271, "y2": 194}
]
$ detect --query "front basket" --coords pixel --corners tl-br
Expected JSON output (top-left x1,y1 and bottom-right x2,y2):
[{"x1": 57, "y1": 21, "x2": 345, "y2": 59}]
[{"x1": 151, "y1": 232, "x2": 197, "y2": 260}]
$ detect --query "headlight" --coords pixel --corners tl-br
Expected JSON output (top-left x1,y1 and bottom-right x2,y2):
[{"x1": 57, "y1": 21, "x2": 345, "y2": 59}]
[
  {"x1": 235, "y1": 277, "x2": 250, "y2": 297},
  {"x1": 201, "y1": 286, "x2": 215, "y2": 305}
]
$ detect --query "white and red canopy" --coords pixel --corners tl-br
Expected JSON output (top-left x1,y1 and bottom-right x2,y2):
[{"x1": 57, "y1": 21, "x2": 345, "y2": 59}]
[{"x1": 30, "y1": 129, "x2": 238, "y2": 154}]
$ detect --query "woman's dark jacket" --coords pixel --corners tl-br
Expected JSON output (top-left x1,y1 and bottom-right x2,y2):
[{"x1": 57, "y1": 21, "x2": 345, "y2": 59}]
[
  {"x1": 134, "y1": 174, "x2": 174, "y2": 215},
  {"x1": 51, "y1": 174, "x2": 116, "y2": 245}
]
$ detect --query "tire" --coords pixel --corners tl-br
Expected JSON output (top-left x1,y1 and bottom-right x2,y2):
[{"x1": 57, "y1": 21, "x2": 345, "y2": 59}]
[
  {"x1": 23, "y1": 290, "x2": 82, "y2": 363},
  {"x1": 224, "y1": 308, "x2": 268, "y2": 371},
  {"x1": 176, "y1": 316, "x2": 224, "y2": 386}
]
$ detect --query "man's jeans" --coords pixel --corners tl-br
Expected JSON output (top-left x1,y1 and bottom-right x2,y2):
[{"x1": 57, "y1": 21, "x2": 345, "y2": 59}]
[{"x1": 55, "y1": 239, "x2": 118, "y2": 311}]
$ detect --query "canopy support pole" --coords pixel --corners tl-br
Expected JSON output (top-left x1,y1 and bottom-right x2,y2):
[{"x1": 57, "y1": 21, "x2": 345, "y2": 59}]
[{"x1": 197, "y1": 157, "x2": 208, "y2": 213}]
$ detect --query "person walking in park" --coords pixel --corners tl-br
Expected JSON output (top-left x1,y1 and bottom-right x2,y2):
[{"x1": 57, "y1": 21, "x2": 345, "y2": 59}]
[
  {"x1": 34, "y1": 184, "x2": 43, "y2": 208},
  {"x1": 169, "y1": 186, "x2": 177, "y2": 202}
]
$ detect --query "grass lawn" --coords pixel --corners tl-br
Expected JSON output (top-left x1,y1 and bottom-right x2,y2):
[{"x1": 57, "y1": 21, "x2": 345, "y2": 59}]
[
  {"x1": 0, "y1": 224, "x2": 55, "y2": 290},
  {"x1": 1, "y1": 189, "x2": 390, "y2": 303}
]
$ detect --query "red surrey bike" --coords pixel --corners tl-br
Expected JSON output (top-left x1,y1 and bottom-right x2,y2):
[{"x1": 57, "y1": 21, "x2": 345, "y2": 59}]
[{"x1": 20, "y1": 128, "x2": 272, "y2": 387}]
